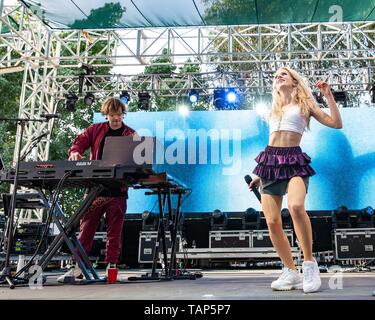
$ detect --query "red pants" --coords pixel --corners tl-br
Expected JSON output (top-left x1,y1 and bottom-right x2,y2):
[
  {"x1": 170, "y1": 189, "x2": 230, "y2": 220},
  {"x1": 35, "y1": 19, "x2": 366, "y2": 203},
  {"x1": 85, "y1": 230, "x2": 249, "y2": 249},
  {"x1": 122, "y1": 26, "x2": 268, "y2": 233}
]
[{"x1": 77, "y1": 196, "x2": 126, "y2": 264}]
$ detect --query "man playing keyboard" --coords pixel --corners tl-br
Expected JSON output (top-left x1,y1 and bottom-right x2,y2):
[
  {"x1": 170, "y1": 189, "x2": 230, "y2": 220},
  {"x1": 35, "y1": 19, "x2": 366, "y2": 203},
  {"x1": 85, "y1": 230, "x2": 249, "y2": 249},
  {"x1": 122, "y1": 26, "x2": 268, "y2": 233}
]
[{"x1": 58, "y1": 97, "x2": 136, "y2": 283}]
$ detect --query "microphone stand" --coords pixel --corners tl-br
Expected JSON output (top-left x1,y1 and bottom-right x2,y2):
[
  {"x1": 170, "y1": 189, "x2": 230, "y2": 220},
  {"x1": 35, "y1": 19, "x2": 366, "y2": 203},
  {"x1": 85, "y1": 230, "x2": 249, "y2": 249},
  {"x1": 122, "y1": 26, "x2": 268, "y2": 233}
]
[
  {"x1": 20, "y1": 131, "x2": 50, "y2": 162},
  {"x1": 0, "y1": 116, "x2": 50, "y2": 289}
]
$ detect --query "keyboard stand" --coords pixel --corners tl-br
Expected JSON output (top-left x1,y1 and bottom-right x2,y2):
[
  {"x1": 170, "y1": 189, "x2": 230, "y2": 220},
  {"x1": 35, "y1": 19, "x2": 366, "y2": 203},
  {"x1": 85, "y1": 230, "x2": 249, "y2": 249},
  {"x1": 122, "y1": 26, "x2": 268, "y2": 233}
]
[
  {"x1": 128, "y1": 178, "x2": 198, "y2": 282},
  {"x1": 34, "y1": 185, "x2": 106, "y2": 284}
]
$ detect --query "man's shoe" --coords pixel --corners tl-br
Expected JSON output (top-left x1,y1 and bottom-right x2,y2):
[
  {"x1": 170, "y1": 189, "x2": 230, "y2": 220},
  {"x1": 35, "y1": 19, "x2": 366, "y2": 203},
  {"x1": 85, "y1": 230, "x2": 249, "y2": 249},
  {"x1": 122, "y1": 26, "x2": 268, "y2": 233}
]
[{"x1": 57, "y1": 265, "x2": 83, "y2": 283}]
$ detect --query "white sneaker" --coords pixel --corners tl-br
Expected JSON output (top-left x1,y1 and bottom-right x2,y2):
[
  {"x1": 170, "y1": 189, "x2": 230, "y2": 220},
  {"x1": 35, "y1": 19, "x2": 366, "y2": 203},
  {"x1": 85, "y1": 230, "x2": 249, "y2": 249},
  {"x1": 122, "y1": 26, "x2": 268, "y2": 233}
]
[
  {"x1": 271, "y1": 268, "x2": 303, "y2": 291},
  {"x1": 57, "y1": 265, "x2": 83, "y2": 283},
  {"x1": 302, "y1": 259, "x2": 321, "y2": 293}
]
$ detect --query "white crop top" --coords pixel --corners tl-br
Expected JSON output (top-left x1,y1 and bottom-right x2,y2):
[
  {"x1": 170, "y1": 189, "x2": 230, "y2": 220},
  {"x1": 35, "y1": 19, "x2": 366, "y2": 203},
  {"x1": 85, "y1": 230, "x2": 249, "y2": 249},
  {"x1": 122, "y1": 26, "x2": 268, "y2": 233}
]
[{"x1": 268, "y1": 105, "x2": 307, "y2": 135}]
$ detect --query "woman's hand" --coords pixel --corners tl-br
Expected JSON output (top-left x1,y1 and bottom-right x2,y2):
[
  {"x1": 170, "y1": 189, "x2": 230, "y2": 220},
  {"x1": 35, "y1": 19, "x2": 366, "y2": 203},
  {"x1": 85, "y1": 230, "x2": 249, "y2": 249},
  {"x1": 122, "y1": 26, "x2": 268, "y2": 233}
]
[
  {"x1": 248, "y1": 176, "x2": 261, "y2": 190},
  {"x1": 311, "y1": 79, "x2": 343, "y2": 129},
  {"x1": 316, "y1": 80, "x2": 333, "y2": 98}
]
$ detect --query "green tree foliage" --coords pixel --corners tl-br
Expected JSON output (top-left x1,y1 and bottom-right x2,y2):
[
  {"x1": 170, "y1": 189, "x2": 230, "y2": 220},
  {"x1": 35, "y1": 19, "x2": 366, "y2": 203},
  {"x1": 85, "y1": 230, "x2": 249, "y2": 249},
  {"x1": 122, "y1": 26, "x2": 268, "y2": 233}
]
[
  {"x1": 143, "y1": 48, "x2": 177, "y2": 111},
  {"x1": 128, "y1": 51, "x2": 210, "y2": 111},
  {"x1": 0, "y1": 71, "x2": 23, "y2": 193},
  {"x1": 69, "y1": 2, "x2": 126, "y2": 29},
  {"x1": 144, "y1": 48, "x2": 177, "y2": 75},
  {"x1": 203, "y1": 0, "x2": 257, "y2": 26},
  {"x1": 178, "y1": 59, "x2": 200, "y2": 74}
]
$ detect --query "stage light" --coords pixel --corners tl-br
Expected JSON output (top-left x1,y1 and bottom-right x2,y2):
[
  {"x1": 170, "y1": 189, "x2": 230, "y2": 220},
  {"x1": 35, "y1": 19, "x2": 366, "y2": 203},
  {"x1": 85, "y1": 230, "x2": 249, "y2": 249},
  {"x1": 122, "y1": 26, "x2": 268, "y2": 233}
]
[
  {"x1": 142, "y1": 210, "x2": 159, "y2": 231},
  {"x1": 357, "y1": 206, "x2": 374, "y2": 228},
  {"x1": 213, "y1": 88, "x2": 240, "y2": 110},
  {"x1": 226, "y1": 88, "x2": 238, "y2": 104},
  {"x1": 83, "y1": 92, "x2": 95, "y2": 106},
  {"x1": 78, "y1": 64, "x2": 95, "y2": 94},
  {"x1": 242, "y1": 208, "x2": 261, "y2": 230},
  {"x1": 138, "y1": 92, "x2": 151, "y2": 111},
  {"x1": 210, "y1": 209, "x2": 228, "y2": 231},
  {"x1": 188, "y1": 89, "x2": 199, "y2": 103},
  {"x1": 178, "y1": 105, "x2": 189, "y2": 117},
  {"x1": 120, "y1": 90, "x2": 131, "y2": 104},
  {"x1": 65, "y1": 91, "x2": 78, "y2": 112},
  {"x1": 213, "y1": 88, "x2": 227, "y2": 110},
  {"x1": 362, "y1": 206, "x2": 374, "y2": 216},
  {"x1": 331, "y1": 205, "x2": 351, "y2": 229}
]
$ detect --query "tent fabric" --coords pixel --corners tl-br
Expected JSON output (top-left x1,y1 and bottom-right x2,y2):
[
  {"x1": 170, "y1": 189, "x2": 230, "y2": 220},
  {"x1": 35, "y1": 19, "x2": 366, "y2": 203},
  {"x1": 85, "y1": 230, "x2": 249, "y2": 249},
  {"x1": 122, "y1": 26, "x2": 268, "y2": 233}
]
[{"x1": 21, "y1": 0, "x2": 375, "y2": 29}]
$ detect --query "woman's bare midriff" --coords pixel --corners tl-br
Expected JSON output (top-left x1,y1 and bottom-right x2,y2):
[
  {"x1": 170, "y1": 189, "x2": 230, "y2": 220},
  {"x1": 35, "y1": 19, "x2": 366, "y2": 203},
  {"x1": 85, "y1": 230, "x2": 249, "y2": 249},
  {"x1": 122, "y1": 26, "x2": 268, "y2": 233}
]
[{"x1": 269, "y1": 130, "x2": 302, "y2": 147}]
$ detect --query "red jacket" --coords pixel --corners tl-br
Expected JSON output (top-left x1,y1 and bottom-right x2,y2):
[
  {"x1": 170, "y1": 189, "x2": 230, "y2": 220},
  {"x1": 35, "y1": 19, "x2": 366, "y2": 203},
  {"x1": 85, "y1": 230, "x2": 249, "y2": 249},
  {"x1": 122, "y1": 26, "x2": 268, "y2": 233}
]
[{"x1": 68, "y1": 122, "x2": 136, "y2": 160}]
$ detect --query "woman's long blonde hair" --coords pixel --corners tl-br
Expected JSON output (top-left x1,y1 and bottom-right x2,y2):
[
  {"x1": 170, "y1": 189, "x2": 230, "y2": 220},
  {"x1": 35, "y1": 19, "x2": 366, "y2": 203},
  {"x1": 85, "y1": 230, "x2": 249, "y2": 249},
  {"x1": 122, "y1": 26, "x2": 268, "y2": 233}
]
[{"x1": 270, "y1": 67, "x2": 317, "y2": 129}]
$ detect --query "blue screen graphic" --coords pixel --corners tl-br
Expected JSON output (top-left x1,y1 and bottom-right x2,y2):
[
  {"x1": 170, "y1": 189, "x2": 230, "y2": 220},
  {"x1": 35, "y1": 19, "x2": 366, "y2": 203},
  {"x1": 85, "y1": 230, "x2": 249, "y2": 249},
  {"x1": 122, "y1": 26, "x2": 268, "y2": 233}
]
[{"x1": 94, "y1": 108, "x2": 375, "y2": 213}]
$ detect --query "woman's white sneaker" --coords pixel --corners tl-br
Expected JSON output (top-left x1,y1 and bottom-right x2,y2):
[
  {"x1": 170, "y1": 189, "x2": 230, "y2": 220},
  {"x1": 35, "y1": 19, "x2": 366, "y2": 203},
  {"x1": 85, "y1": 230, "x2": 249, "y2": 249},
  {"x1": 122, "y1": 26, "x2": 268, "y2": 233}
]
[
  {"x1": 302, "y1": 260, "x2": 321, "y2": 293},
  {"x1": 271, "y1": 268, "x2": 303, "y2": 291}
]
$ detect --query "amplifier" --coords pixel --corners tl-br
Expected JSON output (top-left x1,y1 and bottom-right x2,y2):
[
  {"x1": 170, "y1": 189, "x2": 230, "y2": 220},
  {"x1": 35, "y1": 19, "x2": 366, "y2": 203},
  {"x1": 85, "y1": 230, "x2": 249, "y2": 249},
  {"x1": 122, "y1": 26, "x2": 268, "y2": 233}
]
[
  {"x1": 334, "y1": 228, "x2": 375, "y2": 260},
  {"x1": 15, "y1": 223, "x2": 47, "y2": 238},
  {"x1": 12, "y1": 238, "x2": 46, "y2": 254}
]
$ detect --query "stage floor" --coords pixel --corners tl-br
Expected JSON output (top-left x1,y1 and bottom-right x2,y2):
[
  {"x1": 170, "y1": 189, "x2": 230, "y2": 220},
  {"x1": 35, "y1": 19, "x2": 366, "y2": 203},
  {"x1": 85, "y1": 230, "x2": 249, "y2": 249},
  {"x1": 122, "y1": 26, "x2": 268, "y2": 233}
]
[{"x1": 0, "y1": 268, "x2": 375, "y2": 300}]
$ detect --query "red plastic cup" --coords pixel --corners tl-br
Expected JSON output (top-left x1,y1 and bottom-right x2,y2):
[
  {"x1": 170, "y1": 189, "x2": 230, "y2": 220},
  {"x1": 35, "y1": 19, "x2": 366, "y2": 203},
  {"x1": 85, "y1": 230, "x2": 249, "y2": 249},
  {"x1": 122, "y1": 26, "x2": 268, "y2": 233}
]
[{"x1": 107, "y1": 268, "x2": 118, "y2": 284}]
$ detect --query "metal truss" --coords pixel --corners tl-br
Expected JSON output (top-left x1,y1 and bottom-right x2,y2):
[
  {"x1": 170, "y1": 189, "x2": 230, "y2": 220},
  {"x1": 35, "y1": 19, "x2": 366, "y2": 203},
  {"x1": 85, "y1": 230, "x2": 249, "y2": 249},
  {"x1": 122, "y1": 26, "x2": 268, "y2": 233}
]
[
  {"x1": 110, "y1": 23, "x2": 375, "y2": 68},
  {"x1": 2, "y1": 4, "x2": 374, "y2": 100},
  {"x1": 1, "y1": 3, "x2": 375, "y2": 221},
  {"x1": 52, "y1": 65, "x2": 374, "y2": 114},
  {"x1": 1, "y1": 4, "x2": 58, "y2": 222},
  {"x1": 53, "y1": 66, "x2": 374, "y2": 98},
  {"x1": 2, "y1": 5, "x2": 375, "y2": 69}
]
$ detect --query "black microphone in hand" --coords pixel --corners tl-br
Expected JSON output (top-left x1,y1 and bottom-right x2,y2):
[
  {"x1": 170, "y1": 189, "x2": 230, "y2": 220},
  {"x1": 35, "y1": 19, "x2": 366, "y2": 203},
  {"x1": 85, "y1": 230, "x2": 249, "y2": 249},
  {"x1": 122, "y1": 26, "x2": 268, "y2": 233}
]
[{"x1": 244, "y1": 174, "x2": 261, "y2": 202}]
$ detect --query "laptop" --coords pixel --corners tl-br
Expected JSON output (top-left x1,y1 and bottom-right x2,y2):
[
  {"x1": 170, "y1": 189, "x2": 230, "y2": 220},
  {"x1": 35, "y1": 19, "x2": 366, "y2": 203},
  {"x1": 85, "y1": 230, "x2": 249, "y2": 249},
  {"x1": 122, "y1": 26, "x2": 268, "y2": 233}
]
[{"x1": 102, "y1": 136, "x2": 155, "y2": 168}]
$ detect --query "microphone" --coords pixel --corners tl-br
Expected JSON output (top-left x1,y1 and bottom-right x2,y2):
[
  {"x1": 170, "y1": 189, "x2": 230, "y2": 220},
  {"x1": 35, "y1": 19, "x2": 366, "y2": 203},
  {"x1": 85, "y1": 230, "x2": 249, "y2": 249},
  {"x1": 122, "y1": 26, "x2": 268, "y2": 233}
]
[
  {"x1": 244, "y1": 174, "x2": 261, "y2": 202},
  {"x1": 41, "y1": 113, "x2": 60, "y2": 119}
]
